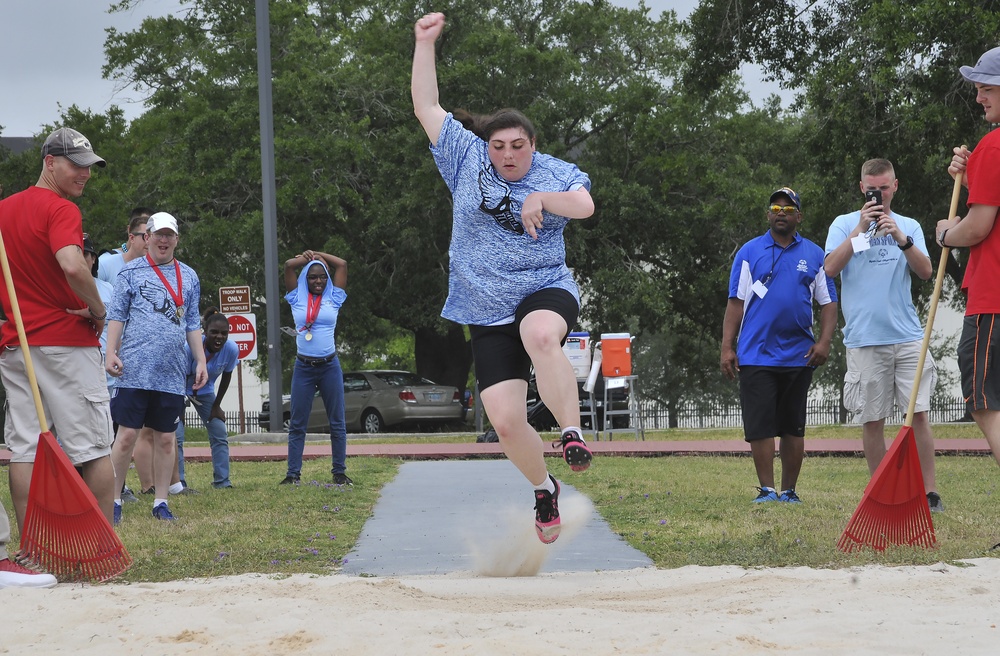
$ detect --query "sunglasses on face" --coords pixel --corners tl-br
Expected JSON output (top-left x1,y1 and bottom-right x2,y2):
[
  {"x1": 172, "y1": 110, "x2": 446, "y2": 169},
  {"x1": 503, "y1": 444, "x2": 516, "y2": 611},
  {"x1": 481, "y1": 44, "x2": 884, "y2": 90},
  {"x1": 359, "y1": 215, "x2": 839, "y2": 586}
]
[
  {"x1": 769, "y1": 205, "x2": 799, "y2": 216},
  {"x1": 131, "y1": 232, "x2": 149, "y2": 240}
]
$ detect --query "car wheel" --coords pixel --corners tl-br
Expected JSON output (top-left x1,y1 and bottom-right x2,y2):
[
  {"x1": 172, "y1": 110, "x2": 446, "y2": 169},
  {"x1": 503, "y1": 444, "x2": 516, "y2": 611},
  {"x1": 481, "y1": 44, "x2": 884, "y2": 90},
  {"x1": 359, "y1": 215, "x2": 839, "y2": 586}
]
[
  {"x1": 283, "y1": 413, "x2": 291, "y2": 431},
  {"x1": 361, "y1": 409, "x2": 383, "y2": 434}
]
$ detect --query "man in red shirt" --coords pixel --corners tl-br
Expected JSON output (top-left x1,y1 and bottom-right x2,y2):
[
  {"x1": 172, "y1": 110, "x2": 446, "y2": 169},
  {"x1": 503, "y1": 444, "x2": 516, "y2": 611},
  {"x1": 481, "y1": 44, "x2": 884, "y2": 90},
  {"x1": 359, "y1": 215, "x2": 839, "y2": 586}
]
[
  {"x1": 936, "y1": 47, "x2": 1000, "y2": 470},
  {"x1": 0, "y1": 127, "x2": 116, "y2": 536}
]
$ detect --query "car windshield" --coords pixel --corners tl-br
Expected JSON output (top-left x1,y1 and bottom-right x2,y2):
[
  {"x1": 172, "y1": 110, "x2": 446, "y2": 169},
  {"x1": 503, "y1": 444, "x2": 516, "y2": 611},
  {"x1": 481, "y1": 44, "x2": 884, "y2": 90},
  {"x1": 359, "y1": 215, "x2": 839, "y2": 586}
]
[{"x1": 373, "y1": 371, "x2": 434, "y2": 387}]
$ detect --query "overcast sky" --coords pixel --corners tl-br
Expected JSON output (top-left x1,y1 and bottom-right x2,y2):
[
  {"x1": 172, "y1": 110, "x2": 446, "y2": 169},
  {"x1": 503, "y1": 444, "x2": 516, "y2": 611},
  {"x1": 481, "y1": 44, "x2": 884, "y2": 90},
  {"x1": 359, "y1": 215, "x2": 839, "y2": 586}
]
[{"x1": 1, "y1": 0, "x2": 767, "y2": 139}]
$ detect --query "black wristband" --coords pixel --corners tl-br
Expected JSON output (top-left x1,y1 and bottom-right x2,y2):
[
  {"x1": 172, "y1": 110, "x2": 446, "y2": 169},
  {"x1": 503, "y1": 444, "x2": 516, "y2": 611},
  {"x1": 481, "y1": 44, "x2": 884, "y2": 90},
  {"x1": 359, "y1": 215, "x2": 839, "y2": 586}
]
[
  {"x1": 89, "y1": 308, "x2": 107, "y2": 321},
  {"x1": 899, "y1": 235, "x2": 914, "y2": 251},
  {"x1": 939, "y1": 229, "x2": 949, "y2": 248}
]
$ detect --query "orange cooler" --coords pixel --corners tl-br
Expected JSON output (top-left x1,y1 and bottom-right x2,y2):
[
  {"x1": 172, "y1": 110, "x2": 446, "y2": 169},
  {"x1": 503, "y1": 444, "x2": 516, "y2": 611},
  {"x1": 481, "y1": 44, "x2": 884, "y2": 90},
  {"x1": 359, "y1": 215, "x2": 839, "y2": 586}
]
[{"x1": 601, "y1": 333, "x2": 632, "y2": 377}]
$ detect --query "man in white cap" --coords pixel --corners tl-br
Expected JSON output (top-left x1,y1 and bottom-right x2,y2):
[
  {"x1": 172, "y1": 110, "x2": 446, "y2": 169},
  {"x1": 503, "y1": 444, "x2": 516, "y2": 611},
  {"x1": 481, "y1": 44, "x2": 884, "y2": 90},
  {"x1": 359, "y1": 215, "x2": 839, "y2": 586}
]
[
  {"x1": 106, "y1": 212, "x2": 207, "y2": 523},
  {"x1": 0, "y1": 127, "x2": 116, "y2": 554},
  {"x1": 935, "y1": 47, "x2": 1000, "y2": 474}
]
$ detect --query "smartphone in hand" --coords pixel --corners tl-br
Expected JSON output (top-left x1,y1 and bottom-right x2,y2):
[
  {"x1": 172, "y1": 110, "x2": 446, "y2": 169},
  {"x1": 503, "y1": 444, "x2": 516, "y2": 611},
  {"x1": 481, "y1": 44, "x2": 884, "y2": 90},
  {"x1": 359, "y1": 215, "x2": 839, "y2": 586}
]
[
  {"x1": 863, "y1": 189, "x2": 888, "y2": 237},
  {"x1": 864, "y1": 189, "x2": 883, "y2": 207}
]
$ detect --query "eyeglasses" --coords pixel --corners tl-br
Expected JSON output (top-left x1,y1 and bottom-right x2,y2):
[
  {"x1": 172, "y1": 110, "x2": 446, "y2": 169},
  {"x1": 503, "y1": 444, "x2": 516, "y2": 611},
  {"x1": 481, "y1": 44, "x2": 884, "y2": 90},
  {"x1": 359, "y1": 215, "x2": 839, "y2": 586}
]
[
  {"x1": 769, "y1": 205, "x2": 799, "y2": 216},
  {"x1": 149, "y1": 232, "x2": 177, "y2": 241},
  {"x1": 131, "y1": 232, "x2": 149, "y2": 240},
  {"x1": 307, "y1": 275, "x2": 328, "y2": 281}
]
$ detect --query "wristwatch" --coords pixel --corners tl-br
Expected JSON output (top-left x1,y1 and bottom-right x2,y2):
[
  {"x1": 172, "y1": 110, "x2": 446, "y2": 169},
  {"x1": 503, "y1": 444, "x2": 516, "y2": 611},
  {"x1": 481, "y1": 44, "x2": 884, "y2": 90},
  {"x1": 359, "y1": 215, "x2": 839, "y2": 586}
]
[{"x1": 898, "y1": 236, "x2": 914, "y2": 251}]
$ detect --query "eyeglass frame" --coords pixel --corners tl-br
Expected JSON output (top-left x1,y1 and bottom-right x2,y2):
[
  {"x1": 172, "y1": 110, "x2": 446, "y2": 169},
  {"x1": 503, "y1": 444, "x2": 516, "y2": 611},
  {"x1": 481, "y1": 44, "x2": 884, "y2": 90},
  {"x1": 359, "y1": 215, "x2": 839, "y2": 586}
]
[
  {"x1": 768, "y1": 205, "x2": 800, "y2": 216},
  {"x1": 148, "y1": 231, "x2": 178, "y2": 241}
]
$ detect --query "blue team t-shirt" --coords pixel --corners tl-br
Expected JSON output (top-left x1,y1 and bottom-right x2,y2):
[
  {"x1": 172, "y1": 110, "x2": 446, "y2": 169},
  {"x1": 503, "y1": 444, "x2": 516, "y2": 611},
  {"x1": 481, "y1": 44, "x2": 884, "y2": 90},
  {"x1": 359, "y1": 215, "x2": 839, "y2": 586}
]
[
  {"x1": 825, "y1": 210, "x2": 926, "y2": 348},
  {"x1": 185, "y1": 337, "x2": 239, "y2": 396},
  {"x1": 430, "y1": 114, "x2": 590, "y2": 325},
  {"x1": 728, "y1": 231, "x2": 837, "y2": 367},
  {"x1": 107, "y1": 257, "x2": 202, "y2": 395},
  {"x1": 285, "y1": 259, "x2": 347, "y2": 358}
]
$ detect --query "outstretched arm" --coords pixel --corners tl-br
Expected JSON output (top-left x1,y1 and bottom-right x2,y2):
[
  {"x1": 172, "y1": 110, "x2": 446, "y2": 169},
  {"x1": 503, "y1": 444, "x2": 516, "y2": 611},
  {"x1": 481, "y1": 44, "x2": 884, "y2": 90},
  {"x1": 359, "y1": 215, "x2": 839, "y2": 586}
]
[{"x1": 412, "y1": 12, "x2": 449, "y2": 146}]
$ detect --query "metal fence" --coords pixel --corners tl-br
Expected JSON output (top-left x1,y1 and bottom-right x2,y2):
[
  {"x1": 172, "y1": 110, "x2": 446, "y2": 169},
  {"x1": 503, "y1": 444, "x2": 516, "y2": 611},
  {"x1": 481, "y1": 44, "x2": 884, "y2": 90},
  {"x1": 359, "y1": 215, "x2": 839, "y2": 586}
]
[
  {"x1": 186, "y1": 410, "x2": 266, "y2": 435},
  {"x1": 198, "y1": 395, "x2": 973, "y2": 435},
  {"x1": 639, "y1": 396, "x2": 971, "y2": 430}
]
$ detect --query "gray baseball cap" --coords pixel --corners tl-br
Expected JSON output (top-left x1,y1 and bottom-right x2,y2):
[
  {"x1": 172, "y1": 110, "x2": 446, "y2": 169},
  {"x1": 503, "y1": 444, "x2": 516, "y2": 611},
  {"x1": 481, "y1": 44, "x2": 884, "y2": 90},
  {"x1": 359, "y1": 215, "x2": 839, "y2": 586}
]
[
  {"x1": 40, "y1": 127, "x2": 107, "y2": 168},
  {"x1": 960, "y1": 46, "x2": 1000, "y2": 86}
]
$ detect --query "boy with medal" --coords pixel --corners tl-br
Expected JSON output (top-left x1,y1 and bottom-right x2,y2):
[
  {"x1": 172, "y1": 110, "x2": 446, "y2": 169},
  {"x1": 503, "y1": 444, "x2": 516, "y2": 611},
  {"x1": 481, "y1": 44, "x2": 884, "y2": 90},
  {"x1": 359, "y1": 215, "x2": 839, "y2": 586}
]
[{"x1": 106, "y1": 212, "x2": 207, "y2": 523}]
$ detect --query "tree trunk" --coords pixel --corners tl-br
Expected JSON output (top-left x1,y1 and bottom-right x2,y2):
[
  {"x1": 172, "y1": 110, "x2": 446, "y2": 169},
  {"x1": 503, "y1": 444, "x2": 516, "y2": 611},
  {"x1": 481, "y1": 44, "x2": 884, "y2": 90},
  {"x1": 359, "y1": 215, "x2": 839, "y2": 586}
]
[{"x1": 414, "y1": 325, "x2": 473, "y2": 395}]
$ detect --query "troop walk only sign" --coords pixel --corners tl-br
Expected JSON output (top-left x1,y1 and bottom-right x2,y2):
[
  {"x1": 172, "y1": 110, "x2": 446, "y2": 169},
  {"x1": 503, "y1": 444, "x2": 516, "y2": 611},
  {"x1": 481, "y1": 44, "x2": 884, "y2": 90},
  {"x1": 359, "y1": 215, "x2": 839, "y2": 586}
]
[{"x1": 218, "y1": 285, "x2": 251, "y2": 314}]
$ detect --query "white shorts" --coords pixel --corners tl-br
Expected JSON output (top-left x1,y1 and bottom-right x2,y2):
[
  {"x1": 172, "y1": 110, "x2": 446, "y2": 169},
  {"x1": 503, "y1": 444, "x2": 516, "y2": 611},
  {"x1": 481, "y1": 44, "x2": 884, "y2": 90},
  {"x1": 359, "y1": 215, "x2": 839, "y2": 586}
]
[
  {"x1": 1, "y1": 346, "x2": 113, "y2": 464},
  {"x1": 843, "y1": 341, "x2": 936, "y2": 424}
]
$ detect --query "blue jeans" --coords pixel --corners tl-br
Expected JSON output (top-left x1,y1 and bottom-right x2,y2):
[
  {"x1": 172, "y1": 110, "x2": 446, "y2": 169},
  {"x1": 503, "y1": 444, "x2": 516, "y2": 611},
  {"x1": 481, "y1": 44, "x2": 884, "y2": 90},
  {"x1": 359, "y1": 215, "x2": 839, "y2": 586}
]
[
  {"x1": 287, "y1": 355, "x2": 347, "y2": 478},
  {"x1": 175, "y1": 391, "x2": 232, "y2": 488}
]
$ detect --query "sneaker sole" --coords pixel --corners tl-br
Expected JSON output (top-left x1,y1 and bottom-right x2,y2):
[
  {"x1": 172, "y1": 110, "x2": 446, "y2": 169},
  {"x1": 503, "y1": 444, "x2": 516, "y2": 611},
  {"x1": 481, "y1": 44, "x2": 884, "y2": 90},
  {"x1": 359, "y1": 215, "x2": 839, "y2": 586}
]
[
  {"x1": 563, "y1": 443, "x2": 593, "y2": 472},
  {"x1": 535, "y1": 521, "x2": 561, "y2": 544}
]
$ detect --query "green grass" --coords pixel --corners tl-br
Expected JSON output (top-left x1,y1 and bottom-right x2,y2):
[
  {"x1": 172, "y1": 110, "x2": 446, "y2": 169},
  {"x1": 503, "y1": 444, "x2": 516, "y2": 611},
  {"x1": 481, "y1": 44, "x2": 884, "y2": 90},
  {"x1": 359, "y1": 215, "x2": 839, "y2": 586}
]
[
  {"x1": 557, "y1": 454, "x2": 1000, "y2": 569},
  {"x1": 1, "y1": 424, "x2": 997, "y2": 582}
]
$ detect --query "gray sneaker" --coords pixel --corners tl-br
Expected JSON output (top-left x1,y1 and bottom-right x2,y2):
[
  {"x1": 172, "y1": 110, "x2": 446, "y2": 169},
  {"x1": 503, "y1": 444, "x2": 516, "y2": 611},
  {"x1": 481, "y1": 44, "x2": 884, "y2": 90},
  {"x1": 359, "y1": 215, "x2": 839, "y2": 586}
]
[
  {"x1": 927, "y1": 492, "x2": 944, "y2": 513},
  {"x1": 121, "y1": 486, "x2": 139, "y2": 504}
]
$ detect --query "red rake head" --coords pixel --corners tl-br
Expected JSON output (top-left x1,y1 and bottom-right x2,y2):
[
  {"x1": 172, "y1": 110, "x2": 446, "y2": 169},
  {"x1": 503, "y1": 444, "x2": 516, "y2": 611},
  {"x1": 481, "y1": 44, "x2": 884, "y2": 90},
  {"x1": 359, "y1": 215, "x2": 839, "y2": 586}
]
[
  {"x1": 19, "y1": 432, "x2": 132, "y2": 582},
  {"x1": 837, "y1": 427, "x2": 936, "y2": 552}
]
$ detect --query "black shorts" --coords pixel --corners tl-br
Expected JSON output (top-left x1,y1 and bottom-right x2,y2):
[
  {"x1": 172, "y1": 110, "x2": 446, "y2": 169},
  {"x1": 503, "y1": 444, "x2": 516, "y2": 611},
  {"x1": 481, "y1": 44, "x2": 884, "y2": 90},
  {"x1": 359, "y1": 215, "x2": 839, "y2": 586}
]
[
  {"x1": 738, "y1": 366, "x2": 813, "y2": 442},
  {"x1": 470, "y1": 288, "x2": 579, "y2": 391},
  {"x1": 958, "y1": 314, "x2": 1000, "y2": 412},
  {"x1": 110, "y1": 387, "x2": 186, "y2": 433}
]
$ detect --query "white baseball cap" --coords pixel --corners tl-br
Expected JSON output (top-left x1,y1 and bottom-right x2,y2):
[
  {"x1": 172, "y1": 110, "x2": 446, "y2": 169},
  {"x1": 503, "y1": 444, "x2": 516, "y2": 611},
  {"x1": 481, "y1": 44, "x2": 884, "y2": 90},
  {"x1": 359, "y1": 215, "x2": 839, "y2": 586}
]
[{"x1": 146, "y1": 212, "x2": 179, "y2": 235}]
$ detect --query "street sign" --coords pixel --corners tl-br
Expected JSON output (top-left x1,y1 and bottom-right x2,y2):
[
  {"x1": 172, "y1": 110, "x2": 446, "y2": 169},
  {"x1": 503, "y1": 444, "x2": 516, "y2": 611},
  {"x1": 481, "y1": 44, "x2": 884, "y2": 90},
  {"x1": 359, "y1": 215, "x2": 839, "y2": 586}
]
[
  {"x1": 227, "y1": 313, "x2": 257, "y2": 361},
  {"x1": 219, "y1": 285, "x2": 251, "y2": 313}
]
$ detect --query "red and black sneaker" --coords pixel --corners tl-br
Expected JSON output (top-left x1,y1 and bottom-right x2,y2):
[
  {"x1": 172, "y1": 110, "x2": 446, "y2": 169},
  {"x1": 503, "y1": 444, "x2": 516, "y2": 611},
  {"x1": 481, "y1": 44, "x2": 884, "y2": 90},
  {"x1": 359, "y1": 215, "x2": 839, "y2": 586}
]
[{"x1": 553, "y1": 429, "x2": 592, "y2": 472}]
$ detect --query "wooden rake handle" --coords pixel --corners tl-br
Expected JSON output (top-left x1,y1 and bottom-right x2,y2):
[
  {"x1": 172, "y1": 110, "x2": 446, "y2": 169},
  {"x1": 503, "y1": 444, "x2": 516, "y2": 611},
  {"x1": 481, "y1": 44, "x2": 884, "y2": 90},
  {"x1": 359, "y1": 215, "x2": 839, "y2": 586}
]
[
  {"x1": 0, "y1": 227, "x2": 50, "y2": 432},
  {"x1": 904, "y1": 150, "x2": 966, "y2": 427}
]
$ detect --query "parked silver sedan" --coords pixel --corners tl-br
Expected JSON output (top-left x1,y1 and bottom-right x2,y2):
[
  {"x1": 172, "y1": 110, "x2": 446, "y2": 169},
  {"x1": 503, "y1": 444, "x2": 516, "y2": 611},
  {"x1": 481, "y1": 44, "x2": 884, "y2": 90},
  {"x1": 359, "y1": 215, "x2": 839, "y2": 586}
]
[{"x1": 259, "y1": 370, "x2": 463, "y2": 433}]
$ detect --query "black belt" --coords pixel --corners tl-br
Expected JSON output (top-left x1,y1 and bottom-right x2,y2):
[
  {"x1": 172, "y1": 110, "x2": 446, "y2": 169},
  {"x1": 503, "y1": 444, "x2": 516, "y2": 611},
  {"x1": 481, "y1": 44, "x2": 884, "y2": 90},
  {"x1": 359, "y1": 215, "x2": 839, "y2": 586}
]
[{"x1": 297, "y1": 354, "x2": 335, "y2": 367}]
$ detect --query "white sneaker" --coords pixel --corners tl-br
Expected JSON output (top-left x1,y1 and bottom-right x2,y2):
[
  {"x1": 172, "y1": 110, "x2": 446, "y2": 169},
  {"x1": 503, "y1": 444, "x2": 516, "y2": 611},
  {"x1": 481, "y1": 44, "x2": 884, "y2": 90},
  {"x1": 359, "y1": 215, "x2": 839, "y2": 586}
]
[{"x1": 0, "y1": 558, "x2": 58, "y2": 589}]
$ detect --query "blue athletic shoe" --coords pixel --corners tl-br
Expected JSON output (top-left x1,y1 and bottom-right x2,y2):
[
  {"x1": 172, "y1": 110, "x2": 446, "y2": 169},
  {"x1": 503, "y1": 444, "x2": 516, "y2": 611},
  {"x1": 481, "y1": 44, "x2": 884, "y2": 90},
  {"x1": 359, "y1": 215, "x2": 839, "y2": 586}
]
[
  {"x1": 753, "y1": 487, "x2": 778, "y2": 503},
  {"x1": 113, "y1": 503, "x2": 122, "y2": 526},
  {"x1": 778, "y1": 489, "x2": 802, "y2": 503},
  {"x1": 152, "y1": 503, "x2": 176, "y2": 521}
]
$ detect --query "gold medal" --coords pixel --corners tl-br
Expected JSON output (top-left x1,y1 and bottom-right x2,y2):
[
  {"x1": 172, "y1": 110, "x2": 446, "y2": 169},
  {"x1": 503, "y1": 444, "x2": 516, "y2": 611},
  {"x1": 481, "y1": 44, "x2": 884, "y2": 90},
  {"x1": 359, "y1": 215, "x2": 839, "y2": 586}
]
[
  {"x1": 176, "y1": 306, "x2": 184, "y2": 318},
  {"x1": 305, "y1": 331, "x2": 313, "y2": 341}
]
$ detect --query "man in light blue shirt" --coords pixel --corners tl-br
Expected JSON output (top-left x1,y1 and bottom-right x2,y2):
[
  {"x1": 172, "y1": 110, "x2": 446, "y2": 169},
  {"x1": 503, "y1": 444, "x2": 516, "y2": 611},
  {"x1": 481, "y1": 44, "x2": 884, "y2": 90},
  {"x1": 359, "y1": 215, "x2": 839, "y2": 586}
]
[{"x1": 824, "y1": 158, "x2": 942, "y2": 512}]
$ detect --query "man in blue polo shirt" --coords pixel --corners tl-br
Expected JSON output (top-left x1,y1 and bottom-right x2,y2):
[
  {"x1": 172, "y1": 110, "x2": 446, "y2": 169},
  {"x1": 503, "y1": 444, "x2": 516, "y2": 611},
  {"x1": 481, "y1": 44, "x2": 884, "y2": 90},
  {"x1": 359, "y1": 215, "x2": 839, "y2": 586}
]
[{"x1": 721, "y1": 187, "x2": 838, "y2": 504}]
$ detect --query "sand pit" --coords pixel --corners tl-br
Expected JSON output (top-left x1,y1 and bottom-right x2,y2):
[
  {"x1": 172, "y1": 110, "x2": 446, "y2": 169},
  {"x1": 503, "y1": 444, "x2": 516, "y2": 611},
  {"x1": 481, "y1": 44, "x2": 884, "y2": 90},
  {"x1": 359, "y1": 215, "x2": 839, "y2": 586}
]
[{"x1": 3, "y1": 558, "x2": 998, "y2": 654}]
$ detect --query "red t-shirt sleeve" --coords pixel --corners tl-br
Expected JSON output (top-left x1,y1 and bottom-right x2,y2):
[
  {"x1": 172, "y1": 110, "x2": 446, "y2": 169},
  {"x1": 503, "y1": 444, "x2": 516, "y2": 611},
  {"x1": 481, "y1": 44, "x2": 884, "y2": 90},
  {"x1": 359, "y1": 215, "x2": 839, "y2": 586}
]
[
  {"x1": 46, "y1": 198, "x2": 84, "y2": 256},
  {"x1": 967, "y1": 137, "x2": 1000, "y2": 208}
]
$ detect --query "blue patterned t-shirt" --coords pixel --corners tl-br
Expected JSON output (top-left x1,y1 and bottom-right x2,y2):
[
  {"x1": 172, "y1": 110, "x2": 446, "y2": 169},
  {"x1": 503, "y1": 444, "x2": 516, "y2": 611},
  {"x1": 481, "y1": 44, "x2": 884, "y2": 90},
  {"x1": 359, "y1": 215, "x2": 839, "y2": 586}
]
[
  {"x1": 107, "y1": 257, "x2": 202, "y2": 395},
  {"x1": 430, "y1": 114, "x2": 591, "y2": 325}
]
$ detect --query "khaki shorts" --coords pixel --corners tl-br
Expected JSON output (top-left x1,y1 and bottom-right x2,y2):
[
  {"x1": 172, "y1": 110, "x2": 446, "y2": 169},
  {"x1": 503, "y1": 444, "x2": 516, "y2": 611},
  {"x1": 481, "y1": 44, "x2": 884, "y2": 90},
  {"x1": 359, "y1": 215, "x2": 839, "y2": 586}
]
[
  {"x1": 843, "y1": 341, "x2": 936, "y2": 424},
  {"x1": 1, "y1": 345, "x2": 113, "y2": 464}
]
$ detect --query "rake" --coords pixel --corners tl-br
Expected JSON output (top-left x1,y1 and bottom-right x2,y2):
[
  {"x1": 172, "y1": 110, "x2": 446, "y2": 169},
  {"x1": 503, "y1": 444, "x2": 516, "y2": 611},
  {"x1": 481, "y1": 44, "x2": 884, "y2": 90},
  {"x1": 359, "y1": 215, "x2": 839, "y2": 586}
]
[
  {"x1": 837, "y1": 159, "x2": 965, "y2": 552},
  {"x1": 0, "y1": 226, "x2": 131, "y2": 581}
]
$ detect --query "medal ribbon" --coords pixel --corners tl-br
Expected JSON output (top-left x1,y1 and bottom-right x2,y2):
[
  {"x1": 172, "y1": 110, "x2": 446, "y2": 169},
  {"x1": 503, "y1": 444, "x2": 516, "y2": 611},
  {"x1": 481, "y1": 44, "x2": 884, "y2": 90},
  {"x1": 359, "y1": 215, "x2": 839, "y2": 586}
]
[
  {"x1": 146, "y1": 254, "x2": 184, "y2": 312},
  {"x1": 301, "y1": 293, "x2": 321, "y2": 333}
]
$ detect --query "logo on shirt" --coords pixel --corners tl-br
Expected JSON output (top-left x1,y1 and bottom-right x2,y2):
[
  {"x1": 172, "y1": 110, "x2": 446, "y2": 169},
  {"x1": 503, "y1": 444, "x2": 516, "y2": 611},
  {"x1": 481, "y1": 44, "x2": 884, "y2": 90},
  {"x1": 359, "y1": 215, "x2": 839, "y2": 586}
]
[
  {"x1": 478, "y1": 165, "x2": 524, "y2": 235},
  {"x1": 139, "y1": 280, "x2": 181, "y2": 326},
  {"x1": 796, "y1": 259, "x2": 808, "y2": 272}
]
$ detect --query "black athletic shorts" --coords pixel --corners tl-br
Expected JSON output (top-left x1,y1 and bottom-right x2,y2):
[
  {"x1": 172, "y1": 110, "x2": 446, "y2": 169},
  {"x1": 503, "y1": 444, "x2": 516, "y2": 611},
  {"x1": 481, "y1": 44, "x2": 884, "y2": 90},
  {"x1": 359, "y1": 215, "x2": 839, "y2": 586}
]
[
  {"x1": 738, "y1": 365, "x2": 813, "y2": 442},
  {"x1": 469, "y1": 288, "x2": 579, "y2": 392},
  {"x1": 958, "y1": 314, "x2": 1000, "y2": 413}
]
